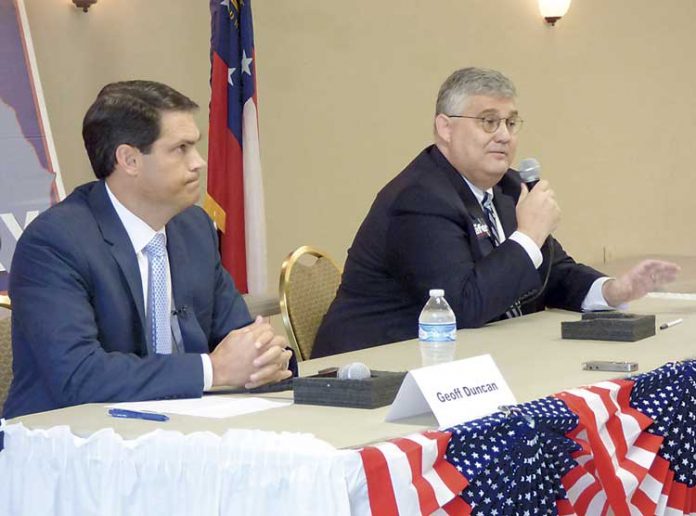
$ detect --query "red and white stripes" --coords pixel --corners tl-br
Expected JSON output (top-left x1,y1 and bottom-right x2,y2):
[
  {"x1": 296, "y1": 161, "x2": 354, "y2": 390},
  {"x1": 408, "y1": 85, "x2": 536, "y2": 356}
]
[
  {"x1": 356, "y1": 431, "x2": 468, "y2": 515},
  {"x1": 556, "y1": 380, "x2": 680, "y2": 515}
]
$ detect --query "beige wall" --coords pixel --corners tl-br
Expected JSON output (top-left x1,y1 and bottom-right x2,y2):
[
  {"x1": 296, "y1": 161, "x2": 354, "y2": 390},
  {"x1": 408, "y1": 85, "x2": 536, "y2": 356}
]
[
  {"x1": 23, "y1": 0, "x2": 211, "y2": 193},
  {"x1": 24, "y1": 0, "x2": 696, "y2": 293}
]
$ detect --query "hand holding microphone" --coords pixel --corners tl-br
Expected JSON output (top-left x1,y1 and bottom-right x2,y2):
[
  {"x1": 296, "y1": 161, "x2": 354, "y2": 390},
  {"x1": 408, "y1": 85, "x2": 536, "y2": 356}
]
[
  {"x1": 511, "y1": 158, "x2": 559, "y2": 306},
  {"x1": 515, "y1": 158, "x2": 561, "y2": 248}
]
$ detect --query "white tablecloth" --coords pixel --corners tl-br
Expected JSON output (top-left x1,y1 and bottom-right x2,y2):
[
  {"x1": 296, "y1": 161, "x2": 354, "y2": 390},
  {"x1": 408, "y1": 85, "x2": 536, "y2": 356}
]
[{"x1": 0, "y1": 421, "x2": 369, "y2": 516}]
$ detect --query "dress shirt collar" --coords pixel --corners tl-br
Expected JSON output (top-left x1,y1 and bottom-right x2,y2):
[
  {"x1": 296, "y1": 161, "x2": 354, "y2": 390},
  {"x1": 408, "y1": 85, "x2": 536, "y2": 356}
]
[
  {"x1": 459, "y1": 175, "x2": 494, "y2": 205},
  {"x1": 104, "y1": 182, "x2": 166, "y2": 254}
]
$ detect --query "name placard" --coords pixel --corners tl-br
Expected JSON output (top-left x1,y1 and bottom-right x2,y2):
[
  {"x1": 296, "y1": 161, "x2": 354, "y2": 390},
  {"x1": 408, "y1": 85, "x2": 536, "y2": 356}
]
[{"x1": 386, "y1": 354, "x2": 516, "y2": 428}]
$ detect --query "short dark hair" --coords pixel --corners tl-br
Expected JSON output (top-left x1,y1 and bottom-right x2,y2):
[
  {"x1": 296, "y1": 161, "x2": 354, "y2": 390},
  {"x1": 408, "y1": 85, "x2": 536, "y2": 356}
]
[{"x1": 82, "y1": 80, "x2": 198, "y2": 179}]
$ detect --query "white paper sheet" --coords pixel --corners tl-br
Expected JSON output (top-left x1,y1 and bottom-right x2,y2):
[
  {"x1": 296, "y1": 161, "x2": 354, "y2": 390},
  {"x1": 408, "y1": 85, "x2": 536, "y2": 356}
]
[
  {"x1": 108, "y1": 396, "x2": 292, "y2": 419},
  {"x1": 647, "y1": 292, "x2": 696, "y2": 301}
]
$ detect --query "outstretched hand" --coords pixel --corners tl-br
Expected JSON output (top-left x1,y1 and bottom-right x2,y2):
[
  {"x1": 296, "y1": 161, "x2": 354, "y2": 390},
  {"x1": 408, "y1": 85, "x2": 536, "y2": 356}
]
[{"x1": 602, "y1": 259, "x2": 681, "y2": 307}]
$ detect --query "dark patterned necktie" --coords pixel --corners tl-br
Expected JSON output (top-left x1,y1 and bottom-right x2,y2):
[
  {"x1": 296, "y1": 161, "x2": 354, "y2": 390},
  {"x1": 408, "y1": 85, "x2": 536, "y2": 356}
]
[
  {"x1": 482, "y1": 193, "x2": 522, "y2": 318},
  {"x1": 481, "y1": 192, "x2": 501, "y2": 246}
]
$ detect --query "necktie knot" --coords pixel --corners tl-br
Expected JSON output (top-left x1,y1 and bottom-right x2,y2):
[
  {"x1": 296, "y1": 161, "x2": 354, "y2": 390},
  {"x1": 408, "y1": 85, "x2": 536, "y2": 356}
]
[
  {"x1": 144, "y1": 233, "x2": 166, "y2": 259},
  {"x1": 482, "y1": 192, "x2": 494, "y2": 210}
]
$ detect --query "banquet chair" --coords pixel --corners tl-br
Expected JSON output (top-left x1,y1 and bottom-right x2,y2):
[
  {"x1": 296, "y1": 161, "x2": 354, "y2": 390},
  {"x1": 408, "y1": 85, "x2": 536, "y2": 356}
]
[
  {"x1": 279, "y1": 246, "x2": 341, "y2": 361},
  {"x1": 0, "y1": 295, "x2": 12, "y2": 415}
]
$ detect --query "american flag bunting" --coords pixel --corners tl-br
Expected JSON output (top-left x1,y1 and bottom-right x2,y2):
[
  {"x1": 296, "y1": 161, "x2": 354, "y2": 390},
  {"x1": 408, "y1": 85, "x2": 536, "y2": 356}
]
[{"x1": 358, "y1": 361, "x2": 695, "y2": 515}]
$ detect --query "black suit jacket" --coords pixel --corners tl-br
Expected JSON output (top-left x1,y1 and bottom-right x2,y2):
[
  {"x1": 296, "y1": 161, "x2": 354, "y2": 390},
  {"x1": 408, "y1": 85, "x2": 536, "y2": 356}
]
[{"x1": 312, "y1": 145, "x2": 603, "y2": 358}]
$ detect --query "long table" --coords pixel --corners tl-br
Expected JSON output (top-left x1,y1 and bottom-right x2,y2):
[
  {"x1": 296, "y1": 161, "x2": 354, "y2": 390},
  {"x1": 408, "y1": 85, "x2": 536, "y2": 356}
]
[
  {"x1": 2, "y1": 295, "x2": 695, "y2": 515},
  {"x1": 6, "y1": 295, "x2": 695, "y2": 449}
]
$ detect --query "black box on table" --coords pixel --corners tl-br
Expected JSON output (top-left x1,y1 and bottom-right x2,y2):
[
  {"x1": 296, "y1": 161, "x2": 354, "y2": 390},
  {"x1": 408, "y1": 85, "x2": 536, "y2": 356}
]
[
  {"x1": 561, "y1": 312, "x2": 656, "y2": 342},
  {"x1": 293, "y1": 370, "x2": 407, "y2": 409}
]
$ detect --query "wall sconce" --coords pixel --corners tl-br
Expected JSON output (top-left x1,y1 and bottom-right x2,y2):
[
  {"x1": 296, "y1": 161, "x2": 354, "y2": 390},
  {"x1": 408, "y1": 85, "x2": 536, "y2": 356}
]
[
  {"x1": 538, "y1": 0, "x2": 571, "y2": 26},
  {"x1": 72, "y1": 0, "x2": 98, "y2": 12}
]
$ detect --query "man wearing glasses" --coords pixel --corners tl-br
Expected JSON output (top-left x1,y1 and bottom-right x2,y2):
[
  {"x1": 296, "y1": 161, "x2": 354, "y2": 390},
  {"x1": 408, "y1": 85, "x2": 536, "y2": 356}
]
[{"x1": 312, "y1": 67, "x2": 678, "y2": 358}]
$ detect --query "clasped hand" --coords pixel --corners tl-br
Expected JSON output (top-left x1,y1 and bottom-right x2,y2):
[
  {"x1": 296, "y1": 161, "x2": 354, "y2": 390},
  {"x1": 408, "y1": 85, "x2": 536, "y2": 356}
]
[{"x1": 210, "y1": 316, "x2": 293, "y2": 389}]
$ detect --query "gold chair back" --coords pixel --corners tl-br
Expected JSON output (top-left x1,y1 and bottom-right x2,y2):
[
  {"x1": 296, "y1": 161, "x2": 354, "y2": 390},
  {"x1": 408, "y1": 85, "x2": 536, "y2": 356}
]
[
  {"x1": 279, "y1": 246, "x2": 341, "y2": 361},
  {"x1": 0, "y1": 295, "x2": 12, "y2": 415}
]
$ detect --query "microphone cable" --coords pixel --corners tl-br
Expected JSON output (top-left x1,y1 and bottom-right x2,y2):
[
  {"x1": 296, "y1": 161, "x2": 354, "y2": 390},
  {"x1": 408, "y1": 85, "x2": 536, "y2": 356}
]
[{"x1": 515, "y1": 158, "x2": 554, "y2": 306}]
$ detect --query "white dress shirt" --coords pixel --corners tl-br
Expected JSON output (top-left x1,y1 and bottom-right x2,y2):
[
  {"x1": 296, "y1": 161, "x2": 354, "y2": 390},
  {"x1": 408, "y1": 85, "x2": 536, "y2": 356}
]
[
  {"x1": 460, "y1": 176, "x2": 615, "y2": 311},
  {"x1": 105, "y1": 184, "x2": 214, "y2": 390}
]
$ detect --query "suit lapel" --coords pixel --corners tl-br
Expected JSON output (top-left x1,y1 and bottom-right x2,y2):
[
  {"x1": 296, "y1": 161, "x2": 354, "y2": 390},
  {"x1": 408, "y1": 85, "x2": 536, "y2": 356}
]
[
  {"x1": 87, "y1": 182, "x2": 147, "y2": 350},
  {"x1": 429, "y1": 147, "x2": 496, "y2": 259},
  {"x1": 166, "y1": 220, "x2": 194, "y2": 351},
  {"x1": 455, "y1": 179, "x2": 497, "y2": 254}
]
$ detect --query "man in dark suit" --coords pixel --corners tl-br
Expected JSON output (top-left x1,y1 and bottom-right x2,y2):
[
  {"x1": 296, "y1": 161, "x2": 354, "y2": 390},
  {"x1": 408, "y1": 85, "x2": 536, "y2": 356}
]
[
  {"x1": 313, "y1": 67, "x2": 679, "y2": 358},
  {"x1": 3, "y1": 81, "x2": 292, "y2": 418}
]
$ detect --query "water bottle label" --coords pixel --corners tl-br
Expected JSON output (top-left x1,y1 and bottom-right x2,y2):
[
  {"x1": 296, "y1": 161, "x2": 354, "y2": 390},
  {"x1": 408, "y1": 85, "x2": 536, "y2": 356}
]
[{"x1": 418, "y1": 322, "x2": 456, "y2": 342}]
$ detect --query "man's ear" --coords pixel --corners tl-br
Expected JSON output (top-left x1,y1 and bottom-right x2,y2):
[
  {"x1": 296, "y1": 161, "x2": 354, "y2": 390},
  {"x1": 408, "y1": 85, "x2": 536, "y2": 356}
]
[
  {"x1": 434, "y1": 114, "x2": 452, "y2": 144},
  {"x1": 114, "y1": 144, "x2": 140, "y2": 177}
]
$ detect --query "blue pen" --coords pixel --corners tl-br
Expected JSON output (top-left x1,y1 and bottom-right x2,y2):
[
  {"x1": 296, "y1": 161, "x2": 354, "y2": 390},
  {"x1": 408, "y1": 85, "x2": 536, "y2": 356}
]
[{"x1": 108, "y1": 408, "x2": 169, "y2": 422}]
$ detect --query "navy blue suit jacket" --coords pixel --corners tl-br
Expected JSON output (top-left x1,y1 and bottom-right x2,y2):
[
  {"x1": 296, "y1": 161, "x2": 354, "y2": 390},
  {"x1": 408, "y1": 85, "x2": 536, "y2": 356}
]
[
  {"x1": 313, "y1": 146, "x2": 603, "y2": 357},
  {"x1": 3, "y1": 181, "x2": 253, "y2": 418}
]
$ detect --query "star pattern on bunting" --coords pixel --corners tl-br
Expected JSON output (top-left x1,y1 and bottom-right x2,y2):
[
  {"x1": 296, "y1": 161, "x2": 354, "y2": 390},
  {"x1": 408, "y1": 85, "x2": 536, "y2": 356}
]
[
  {"x1": 630, "y1": 361, "x2": 696, "y2": 487},
  {"x1": 446, "y1": 397, "x2": 580, "y2": 514}
]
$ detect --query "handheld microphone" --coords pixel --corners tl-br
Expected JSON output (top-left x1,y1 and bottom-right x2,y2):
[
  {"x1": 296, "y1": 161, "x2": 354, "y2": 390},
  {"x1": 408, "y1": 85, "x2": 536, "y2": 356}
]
[
  {"x1": 517, "y1": 157, "x2": 541, "y2": 190},
  {"x1": 337, "y1": 362, "x2": 371, "y2": 380}
]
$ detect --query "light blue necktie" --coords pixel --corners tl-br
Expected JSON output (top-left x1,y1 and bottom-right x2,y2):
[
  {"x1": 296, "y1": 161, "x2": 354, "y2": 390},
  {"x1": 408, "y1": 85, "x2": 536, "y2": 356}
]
[
  {"x1": 482, "y1": 193, "x2": 522, "y2": 318},
  {"x1": 144, "y1": 233, "x2": 172, "y2": 354}
]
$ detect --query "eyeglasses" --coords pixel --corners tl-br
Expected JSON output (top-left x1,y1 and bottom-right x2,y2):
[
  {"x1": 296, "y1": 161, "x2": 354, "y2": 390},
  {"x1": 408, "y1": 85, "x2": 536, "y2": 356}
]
[{"x1": 446, "y1": 114, "x2": 524, "y2": 134}]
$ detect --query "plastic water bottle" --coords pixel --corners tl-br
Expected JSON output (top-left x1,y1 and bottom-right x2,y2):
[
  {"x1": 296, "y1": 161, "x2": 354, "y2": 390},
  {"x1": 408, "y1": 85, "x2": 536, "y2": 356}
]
[{"x1": 418, "y1": 289, "x2": 457, "y2": 367}]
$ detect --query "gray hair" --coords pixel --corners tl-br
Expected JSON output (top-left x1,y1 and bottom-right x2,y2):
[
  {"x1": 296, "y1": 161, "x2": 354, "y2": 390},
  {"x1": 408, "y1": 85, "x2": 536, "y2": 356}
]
[{"x1": 435, "y1": 67, "x2": 516, "y2": 116}]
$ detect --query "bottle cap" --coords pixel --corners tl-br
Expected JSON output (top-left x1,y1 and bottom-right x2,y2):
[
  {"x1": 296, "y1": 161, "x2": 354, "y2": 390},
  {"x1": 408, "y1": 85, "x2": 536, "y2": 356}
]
[{"x1": 429, "y1": 289, "x2": 444, "y2": 297}]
